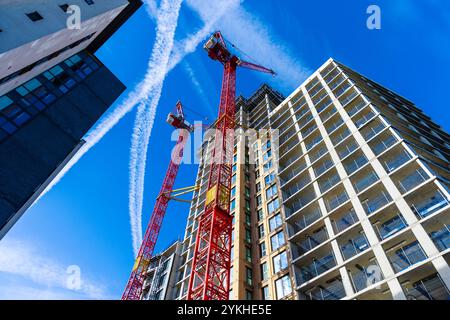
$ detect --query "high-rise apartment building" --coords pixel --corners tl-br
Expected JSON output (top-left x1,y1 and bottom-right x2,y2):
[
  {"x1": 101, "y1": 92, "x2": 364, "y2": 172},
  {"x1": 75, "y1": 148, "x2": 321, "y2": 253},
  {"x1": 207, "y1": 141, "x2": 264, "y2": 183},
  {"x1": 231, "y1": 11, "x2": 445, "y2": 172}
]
[
  {"x1": 0, "y1": 0, "x2": 142, "y2": 238},
  {"x1": 141, "y1": 241, "x2": 182, "y2": 300},
  {"x1": 172, "y1": 57, "x2": 450, "y2": 300}
]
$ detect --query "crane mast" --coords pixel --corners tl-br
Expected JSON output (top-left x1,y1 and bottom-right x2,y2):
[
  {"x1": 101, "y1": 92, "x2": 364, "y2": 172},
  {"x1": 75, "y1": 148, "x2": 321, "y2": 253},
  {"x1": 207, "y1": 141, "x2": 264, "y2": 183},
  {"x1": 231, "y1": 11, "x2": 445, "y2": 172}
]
[
  {"x1": 122, "y1": 102, "x2": 193, "y2": 300},
  {"x1": 187, "y1": 31, "x2": 275, "y2": 300}
]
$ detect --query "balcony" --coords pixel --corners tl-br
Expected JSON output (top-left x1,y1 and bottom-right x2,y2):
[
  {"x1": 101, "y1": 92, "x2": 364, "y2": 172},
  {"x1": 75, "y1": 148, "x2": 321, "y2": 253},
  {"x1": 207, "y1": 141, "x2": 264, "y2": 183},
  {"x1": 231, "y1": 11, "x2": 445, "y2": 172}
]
[
  {"x1": 288, "y1": 205, "x2": 323, "y2": 235},
  {"x1": 369, "y1": 131, "x2": 398, "y2": 155},
  {"x1": 354, "y1": 108, "x2": 377, "y2": 129},
  {"x1": 292, "y1": 225, "x2": 329, "y2": 257},
  {"x1": 284, "y1": 186, "x2": 317, "y2": 215},
  {"x1": 295, "y1": 248, "x2": 337, "y2": 283},
  {"x1": 300, "y1": 122, "x2": 318, "y2": 139},
  {"x1": 280, "y1": 162, "x2": 308, "y2": 186},
  {"x1": 328, "y1": 75, "x2": 346, "y2": 90},
  {"x1": 345, "y1": 97, "x2": 368, "y2": 117},
  {"x1": 324, "y1": 187, "x2": 349, "y2": 212},
  {"x1": 361, "y1": 189, "x2": 392, "y2": 215},
  {"x1": 331, "y1": 205, "x2": 359, "y2": 234},
  {"x1": 333, "y1": 81, "x2": 352, "y2": 98},
  {"x1": 320, "y1": 106, "x2": 337, "y2": 123},
  {"x1": 347, "y1": 254, "x2": 384, "y2": 293},
  {"x1": 343, "y1": 152, "x2": 368, "y2": 175},
  {"x1": 282, "y1": 174, "x2": 312, "y2": 199},
  {"x1": 336, "y1": 138, "x2": 359, "y2": 160},
  {"x1": 299, "y1": 277, "x2": 346, "y2": 300},
  {"x1": 325, "y1": 116, "x2": 344, "y2": 134},
  {"x1": 360, "y1": 119, "x2": 386, "y2": 141},
  {"x1": 312, "y1": 89, "x2": 328, "y2": 105},
  {"x1": 422, "y1": 213, "x2": 450, "y2": 252},
  {"x1": 309, "y1": 144, "x2": 328, "y2": 163},
  {"x1": 338, "y1": 229, "x2": 370, "y2": 260},
  {"x1": 408, "y1": 188, "x2": 449, "y2": 219},
  {"x1": 313, "y1": 156, "x2": 334, "y2": 177},
  {"x1": 318, "y1": 170, "x2": 341, "y2": 194},
  {"x1": 398, "y1": 262, "x2": 450, "y2": 300},
  {"x1": 380, "y1": 146, "x2": 412, "y2": 173},
  {"x1": 393, "y1": 166, "x2": 429, "y2": 194},
  {"x1": 316, "y1": 96, "x2": 333, "y2": 114},
  {"x1": 331, "y1": 126, "x2": 351, "y2": 146},
  {"x1": 373, "y1": 213, "x2": 408, "y2": 241},
  {"x1": 386, "y1": 240, "x2": 427, "y2": 273},
  {"x1": 305, "y1": 134, "x2": 323, "y2": 152},
  {"x1": 338, "y1": 89, "x2": 359, "y2": 107},
  {"x1": 323, "y1": 66, "x2": 340, "y2": 82},
  {"x1": 351, "y1": 169, "x2": 379, "y2": 193}
]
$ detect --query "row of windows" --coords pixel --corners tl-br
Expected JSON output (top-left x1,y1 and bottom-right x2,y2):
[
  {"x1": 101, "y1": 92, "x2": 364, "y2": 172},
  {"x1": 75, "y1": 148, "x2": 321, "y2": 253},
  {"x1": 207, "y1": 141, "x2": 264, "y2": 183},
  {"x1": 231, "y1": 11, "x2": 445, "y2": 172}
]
[
  {"x1": 22, "y1": 1, "x2": 95, "y2": 23},
  {"x1": 0, "y1": 52, "x2": 100, "y2": 142}
]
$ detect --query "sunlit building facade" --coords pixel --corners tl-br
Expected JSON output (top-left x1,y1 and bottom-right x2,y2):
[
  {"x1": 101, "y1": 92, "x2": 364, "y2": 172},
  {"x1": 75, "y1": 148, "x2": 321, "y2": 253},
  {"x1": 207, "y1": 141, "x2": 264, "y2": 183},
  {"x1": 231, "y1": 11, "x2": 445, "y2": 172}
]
[{"x1": 172, "y1": 58, "x2": 450, "y2": 300}]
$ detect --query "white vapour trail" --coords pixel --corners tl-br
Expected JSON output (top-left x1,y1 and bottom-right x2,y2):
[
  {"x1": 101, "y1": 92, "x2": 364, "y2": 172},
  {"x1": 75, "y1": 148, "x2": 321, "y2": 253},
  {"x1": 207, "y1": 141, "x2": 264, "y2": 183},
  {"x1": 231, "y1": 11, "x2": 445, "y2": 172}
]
[
  {"x1": 38, "y1": 0, "x2": 239, "y2": 206},
  {"x1": 128, "y1": 0, "x2": 183, "y2": 256},
  {"x1": 128, "y1": 0, "x2": 240, "y2": 256}
]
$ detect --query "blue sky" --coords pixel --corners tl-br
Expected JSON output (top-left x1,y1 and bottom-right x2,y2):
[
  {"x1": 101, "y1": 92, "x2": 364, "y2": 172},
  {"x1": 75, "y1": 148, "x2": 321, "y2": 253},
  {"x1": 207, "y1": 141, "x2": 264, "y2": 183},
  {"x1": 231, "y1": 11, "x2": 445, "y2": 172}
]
[{"x1": 0, "y1": 0, "x2": 449, "y2": 299}]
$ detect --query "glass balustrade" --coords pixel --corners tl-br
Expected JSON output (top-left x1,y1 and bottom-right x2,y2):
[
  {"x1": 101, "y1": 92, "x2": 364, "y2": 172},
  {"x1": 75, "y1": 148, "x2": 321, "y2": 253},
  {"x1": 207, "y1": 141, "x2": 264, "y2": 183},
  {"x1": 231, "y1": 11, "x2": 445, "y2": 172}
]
[
  {"x1": 362, "y1": 191, "x2": 392, "y2": 215},
  {"x1": 332, "y1": 208, "x2": 358, "y2": 234},
  {"x1": 326, "y1": 191, "x2": 349, "y2": 212},
  {"x1": 353, "y1": 171, "x2": 379, "y2": 193},
  {"x1": 388, "y1": 241, "x2": 427, "y2": 273},
  {"x1": 290, "y1": 208, "x2": 323, "y2": 235},
  {"x1": 340, "y1": 233, "x2": 369, "y2": 260},
  {"x1": 375, "y1": 214, "x2": 407, "y2": 240},
  {"x1": 396, "y1": 168, "x2": 429, "y2": 194},
  {"x1": 410, "y1": 190, "x2": 448, "y2": 219}
]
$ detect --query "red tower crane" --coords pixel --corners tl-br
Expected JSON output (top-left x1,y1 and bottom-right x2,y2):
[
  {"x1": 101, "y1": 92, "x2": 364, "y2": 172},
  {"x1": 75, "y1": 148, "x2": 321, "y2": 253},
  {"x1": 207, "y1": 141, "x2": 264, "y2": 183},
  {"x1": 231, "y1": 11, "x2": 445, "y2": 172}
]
[
  {"x1": 122, "y1": 101, "x2": 193, "y2": 300},
  {"x1": 187, "y1": 31, "x2": 275, "y2": 300}
]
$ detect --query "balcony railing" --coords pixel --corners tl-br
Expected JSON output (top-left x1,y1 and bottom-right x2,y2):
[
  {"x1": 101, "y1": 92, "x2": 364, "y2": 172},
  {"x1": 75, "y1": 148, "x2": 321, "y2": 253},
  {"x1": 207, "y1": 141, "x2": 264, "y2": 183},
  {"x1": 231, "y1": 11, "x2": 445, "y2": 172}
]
[
  {"x1": 325, "y1": 191, "x2": 349, "y2": 212},
  {"x1": 362, "y1": 191, "x2": 392, "y2": 215},
  {"x1": 319, "y1": 173, "x2": 341, "y2": 193},
  {"x1": 349, "y1": 264, "x2": 383, "y2": 292},
  {"x1": 411, "y1": 190, "x2": 449, "y2": 219},
  {"x1": 339, "y1": 90, "x2": 358, "y2": 107},
  {"x1": 332, "y1": 208, "x2": 358, "y2": 234},
  {"x1": 388, "y1": 241, "x2": 427, "y2": 273},
  {"x1": 297, "y1": 227, "x2": 329, "y2": 255},
  {"x1": 316, "y1": 98, "x2": 333, "y2": 114},
  {"x1": 384, "y1": 149, "x2": 411, "y2": 172},
  {"x1": 280, "y1": 162, "x2": 308, "y2": 185},
  {"x1": 404, "y1": 274, "x2": 450, "y2": 300},
  {"x1": 301, "y1": 280, "x2": 346, "y2": 300},
  {"x1": 340, "y1": 233, "x2": 370, "y2": 260},
  {"x1": 298, "y1": 253, "x2": 337, "y2": 283},
  {"x1": 285, "y1": 192, "x2": 317, "y2": 215},
  {"x1": 354, "y1": 110, "x2": 376, "y2": 128},
  {"x1": 314, "y1": 159, "x2": 334, "y2": 177},
  {"x1": 429, "y1": 226, "x2": 450, "y2": 252},
  {"x1": 331, "y1": 128, "x2": 351, "y2": 146},
  {"x1": 326, "y1": 118, "x2": 344, "y2": 134},
  {"x1": 338, "y1": 141, "x2": 358, "y2": 159},
  {"x1": 346, "y1": 100, "x2": 367, "y2": 117},
  {"x1": 305, "y1": 136, "x2": 323, "y2": 151},
  {"x1": 362, "y1": 122, "x2": 385, "y2": 141},
  {"x1": 353, "y1": 171, "x2": 379, "y2": 193},
  {"x1": 372, "y1": 134, "x2": 397, "y2": 155},
  {"x1": 283, "y1": 175, "x2": 312, "y2": 199},
  {"x1": 344, "y1": 154, "x2": 368, "y2": 175},
  {"x1": 309, "y1": 146, "x2": 328, "y2": 163},
  {"x1": 375, "y1": 214, "x2": 407, "y2": 240},
  {"x1": 396, "y1": 168, "x2": 429, "y2": 194},
  {"x1": 289, "y1": 208, "x2": 323, "y2": 235}
]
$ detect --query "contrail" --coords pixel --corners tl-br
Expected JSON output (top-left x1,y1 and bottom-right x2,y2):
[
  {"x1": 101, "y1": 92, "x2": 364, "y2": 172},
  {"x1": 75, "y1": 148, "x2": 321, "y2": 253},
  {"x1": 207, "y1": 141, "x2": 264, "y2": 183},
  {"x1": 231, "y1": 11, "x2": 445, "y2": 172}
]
[
  {"x1": 35, "y1": 0, "x2": 240, "y2": 255},
  {"x1": 128, "y1": 0, "x2": 240, "y2": 256},
  {"x1": 127, "y1": 0, "x2": 183, "y2": 256}
]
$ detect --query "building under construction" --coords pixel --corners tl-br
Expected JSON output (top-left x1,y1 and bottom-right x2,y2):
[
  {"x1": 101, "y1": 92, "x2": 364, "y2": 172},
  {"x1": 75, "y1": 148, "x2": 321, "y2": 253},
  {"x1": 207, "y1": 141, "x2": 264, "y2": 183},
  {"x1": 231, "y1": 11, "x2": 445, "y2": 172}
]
[{"x1": 143, "y1": 57, "x2": 450, "y2": 300}]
